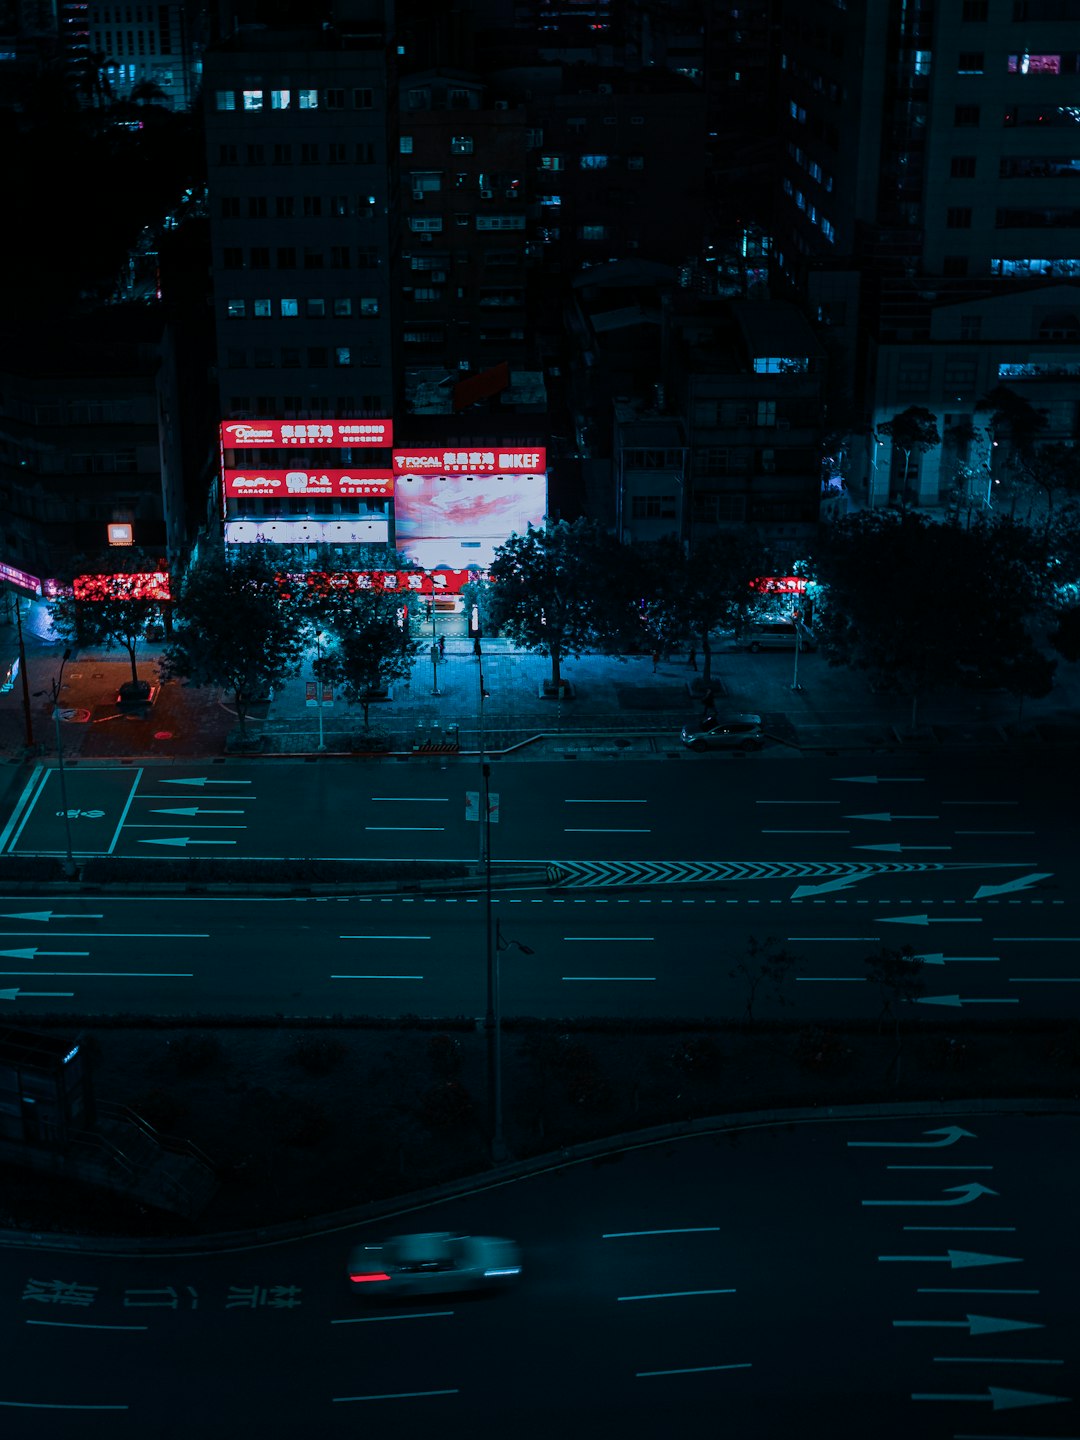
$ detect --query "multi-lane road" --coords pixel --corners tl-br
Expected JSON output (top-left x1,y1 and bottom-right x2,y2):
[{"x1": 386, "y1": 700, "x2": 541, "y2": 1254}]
[
  {"x1": 0, "y1": 751, "x2": 1074, "y2": 1021},
  {"x1": 1, "y1": 1112, "x2": 1076, "y2": 1438}
]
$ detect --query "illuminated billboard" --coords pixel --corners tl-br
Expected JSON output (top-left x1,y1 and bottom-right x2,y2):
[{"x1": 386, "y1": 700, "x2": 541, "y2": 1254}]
[
  {"x1": 393, "y1": 474, "x2": 547, "y2": 547},
  {"x1": 392, "y1": 448, "x2": 546, "y2": 474},
  {"x1": 72, "y1": 573, "x2": 172, "y2": 602},
  {"x1": 224, "y1": 469, "x2": 394, "y2": 499},
  {"x1": 220, "y1": 419, "x2": 393, "y2": 449}
]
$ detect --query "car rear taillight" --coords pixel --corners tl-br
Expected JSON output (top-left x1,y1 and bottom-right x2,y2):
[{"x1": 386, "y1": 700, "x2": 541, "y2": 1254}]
[{"x1": 349, "y1": 1271, "x2": 390, "y2": 1283}]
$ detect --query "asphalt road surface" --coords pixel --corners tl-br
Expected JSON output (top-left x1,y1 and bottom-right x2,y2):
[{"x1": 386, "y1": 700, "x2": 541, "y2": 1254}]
[{"x1": 0, "y1": 1112, "x2": 1075, "y2": 1439}]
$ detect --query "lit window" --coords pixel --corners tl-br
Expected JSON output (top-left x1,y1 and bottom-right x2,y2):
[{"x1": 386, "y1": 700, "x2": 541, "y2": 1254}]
[
  {"x1": 215, "y1": 90, "x2": 235, "y2": 110},
  {"x1": 270, "y1": 89, "x2": 290, "y2": 109},
  {"x1": 335, "y1": 347, "x2": 352, "y2": 367},
  {"x1": 414, "y1": 287, "x2": 439, "y2": 301},
  {"x1": 253, "y1": 298, "x2": 271, "y2": 317},
  {"x1": 541, "y1": 154, "x2": 563, "y2": 170},
  {"x1": 226, "y1": 299, "x2": 245, "y2": 318},
  {"x1": 539, "y1": 194, "x2": 561, "y2": 207},
  {"x1": 580, "y1": 154, "x2": 609, "y2": 169},
  {"x1": 627, "y1": 155, "x2": 644, "y2": 170},
  {"x1": 450, "y1": 135, "x2": 474, "y2": 154},
  {"x1": 1008, "y1": 53, "x2": 1061, "y2": 75},
  {"x1": 400, "y1": 135, "x2": 413, "y2": 153},
  {"x1": 360, "y1": 297, "x2": 379, "y2": 315},
  {"x1": 334, "y1": 298, "x2": 352, "y2": 317},
  {"x1": 306, "y1": 298, "x2": 326, "y2": 316},
  {"x1": 280, "y1": 298, "x2": 298, "y2": 316},
  {"x1": 298, "y1": 88, "x2": 318, "y2": 109},
  {"x1": 914, "y1": 50, "x2": 931, "y2": 76},
  {"x1": 580, "y1": 224, "x2": 607, "y2": 240},
  {"x1": 243, "y1": 90, "x2": 263, "y2": 111}
]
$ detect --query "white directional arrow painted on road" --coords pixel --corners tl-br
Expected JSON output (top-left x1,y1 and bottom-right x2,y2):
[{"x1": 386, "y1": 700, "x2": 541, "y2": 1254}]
[
  {"x1": 894, "y1": 1314, "x2": 1041, "y2": 1337},
  {"x1": 835, "y1": 776, "x2": 926, "y2": 785},
  {"x1": 852, "y1": 843, "x2": 952, "y2": 853},
  {"x1": 0, "y1": 948, "x2": 89, "y2": 960},
  {"x1": 910, "y1": 953, "x2": 999, "y2": 966},
  {"x1": 138, "y1": 837, "x2": 238, "y2": 848},
  {"x1": 159, "y1": 778, "x2": 254, "y2": 787},
  {"x1": 150, "y1": 807, "x2": 246, "y2": 816},
  {"x1": 878, "y1": 1250, "x2": 1020, "y2": 1268},
  {"x1": 880, "y1": 915, "x2": 983, "y2": 927},
  {"x1": 848, "y1": 1125, "x2": 976, "y2": 1149},
  {"x1": 846, "y1": 813, "x2": 939, "y2": 822},
  {"x1": 1, "y1": 912, "x2": 103, "y2": 922},
  {"x1": 0, "y1": 988, "x2": 75, "y2": 1000},
  {"x1": 912, "y1": 1387, "x2": 1067, "y2": 1412},
  {"x1": 790, "y1": 874, "x2": 874, "y2": 898},
  {"x1": 973, "y1": 872, "x2": 1052, "y2": 899},
  {"x1": 916, "y1": 994, "x2": 1019, "y2": 1009},
  {"x1": 863, "y1": 1183, "x2": 997, "y2": 1207}
]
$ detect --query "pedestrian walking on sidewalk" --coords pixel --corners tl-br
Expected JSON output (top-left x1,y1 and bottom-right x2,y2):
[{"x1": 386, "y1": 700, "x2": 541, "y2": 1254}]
[
  {"x1": 438, "y1": 634, "x2": 446, "y2": 659},
  {"x1": 651, "y1": 650, "x2": 660, "y2": 673},
  {"x1": 688, "y1": 647, "x2": 698, "y2": 672}
]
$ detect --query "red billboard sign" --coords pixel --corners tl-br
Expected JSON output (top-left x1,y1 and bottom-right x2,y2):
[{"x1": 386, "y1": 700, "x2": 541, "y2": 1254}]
[
  {"x1": 750, "y1": 575, "x2": 807, "y2": 594},
  {"x1": 73, "y1": 572, "x2": 172, "y2": 602},
  {"x1": 220, "y1": 419, "x2": 393, "y2": 449},
  {"x1": 280, "y1": 569, "x2": 481, "y2": 597},
  {"x1": 224, "y1": 469, "x2": 395, "y2": 499},
  {"x1": 392, "y1": 447, "x2": 546, "y2": 474}
]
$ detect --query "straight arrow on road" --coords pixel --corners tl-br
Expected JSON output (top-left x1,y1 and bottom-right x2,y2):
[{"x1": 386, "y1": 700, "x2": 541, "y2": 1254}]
[
  {"x1": 846, "y1": 813, "x2": 939, "y2": 822},
  {"x1": 864, "y1": 1183, "x2": 997, "y2": 1208},
  {"x1": 0, "y1": 988, "x2": 75, "y2": 1000},
  {"x1": 0, "y1": 913, "x2": 103, "y2": 922},
  {"x1": 894, "y1": 1314, "x2": 1041, "y2": 1336},
  {"x1": 138, "y1": 837, "x2": 239, "y2": 847},
  {"x1": 911, "y1": 1387, "x2": 1067, "y2": 1412},
  {"x1": 0, "y1": 948, "x2": 89, "y2": 960},
  {"x1": 848, "y1": 1126, "x2": 976, "y2": 1149},
  {"x1": 160, "y1": 778, "x2": 254, "y2": 787},
  {"x1": 916, "y1": 994, "x2": 1019, "y2": 1008},
  {"x1": 852, "y1": 844, "x2": 952, "y2": 853},
  {"x1": 880, "y1": 915, "x2": 983, "y2": 927},
  {"x1": 910, "y1": 954, "x2": 999, "y2": 966},
  {"x1": 879, "y1": 1250, "x2": 1020, "y2": 1268},
  {"x1": 149, "y1": 807, "x2": 246, "y2": 816}
]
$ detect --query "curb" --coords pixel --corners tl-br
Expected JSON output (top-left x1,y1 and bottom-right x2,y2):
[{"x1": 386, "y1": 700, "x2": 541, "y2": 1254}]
[{"x1": 2, "y1": 1096, "x2": 1074, "y2": 1256}]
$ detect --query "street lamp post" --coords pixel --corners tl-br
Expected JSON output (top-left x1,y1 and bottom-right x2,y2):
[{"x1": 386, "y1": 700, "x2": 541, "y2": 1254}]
[
  {"x1": 315, "y1": 630, "x2": 326, "y2": 752},
  {"x1": 51, "y1": 649, "x2": 77, "y2": 879},
  {"x1": 488, "y1": 916, "x2": 533, "y2": 1164},
  {"x1": 7, "y1": 589, "x2": 34, "y2": 750}
]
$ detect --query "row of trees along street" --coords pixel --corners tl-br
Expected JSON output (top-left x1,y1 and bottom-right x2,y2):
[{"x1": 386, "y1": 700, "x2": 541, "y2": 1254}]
[{"x1": 48, "y1": 500, "x2": 1080, "y2": 739}]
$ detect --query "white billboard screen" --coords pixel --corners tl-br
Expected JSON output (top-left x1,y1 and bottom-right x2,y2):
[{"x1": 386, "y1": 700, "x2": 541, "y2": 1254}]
[{"x1": 393, "y1": 473, "x2": 547, "y2": 544}]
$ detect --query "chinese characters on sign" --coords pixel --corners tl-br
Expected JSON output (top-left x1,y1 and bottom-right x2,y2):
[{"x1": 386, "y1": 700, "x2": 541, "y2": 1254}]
[
  {"x1": 224, "y1": 470, "x2": 395, "y2": 500},
  {"x1": 220, "y1": 420, "x2": 393, "y2": 448},
  {"x1": 281, "y1": 569, "x2": 480, "y2": 596},
  {"x1": 72, "y1": 572, "x2": 172, "y2": 602},
  {"x1": 22, "y1": 1278, "x2": 303, "y2": 1310},
  {"x1": 391, "y1": 449, "x2": 547, "y2": 473}
]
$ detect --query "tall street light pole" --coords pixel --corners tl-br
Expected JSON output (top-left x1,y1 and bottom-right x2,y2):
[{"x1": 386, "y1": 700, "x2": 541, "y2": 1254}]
[
  {"x1": 315, "y1": 629, "x2": 326, "y2": 752},
  {"x1": 489, "y1": 918, "x2": 533, "y2": 1163},
  {"x1": 8, "y1": 589, "x2": 34, "y2": 750},
  {"x1": 51, "y1": 648, "x2": 77, "y2": 878}
]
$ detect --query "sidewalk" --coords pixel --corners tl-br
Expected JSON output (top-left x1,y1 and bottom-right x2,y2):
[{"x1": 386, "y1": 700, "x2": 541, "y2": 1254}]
[{"x1": 3, "y1": 624, "x2": 1080, "y2": 765}]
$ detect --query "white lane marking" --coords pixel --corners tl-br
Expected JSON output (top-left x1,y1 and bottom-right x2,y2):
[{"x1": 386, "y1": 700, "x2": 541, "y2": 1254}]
[
  {"x1": 0, "y1": 933, "x2": 208, "y2": 939},
  {"x1": 333, "y1": 1389, "x2": 459, "y2": 1403},
  {"x1": 363, "y1": 827, "x2": 446, "y2": 832},
  {"x1": 762, "y1": 829, "x2": 851, "y2": 835},
  {"x1": 562, "y1": 976, "x2": 656, "y2": 982},
  {"x1": 637, "y1": 1363, "x2": 751, "y2": 1378},
  {"x1": 331, "y1": 1311, "x2": 453, "y2": 1325},
  {"x1": 339, "y1": 935, "x2": 431, "y2": 941},
  {"x1": 931, "y1": 1356, "x2": 1064, "y2": 1365},
  {"x1": 0, "y1": 1402, "x2": 129, "y2": 1410},
  {"x1": 917, "y1": 1288, "x2": 1038, "y2": 1294},
  {"x1": 954, "y1": 830, "x2": 1035, "y2": 836},
  {"x1": 941, "y1": 800, "x2": 1019, "y2": 806},
  {"x1": 905, "y1": 1226, "x2": 1016, "y2": 1232},
  {"x1": 0, "y1": 971, "x2": 193, "y2": 977},
  {"x1": 756, "y1": 800, "x2": 841, "y2": 805},
  {"x1": 788, "y1": 937, "x2": 881, "y2": 942},
  {"x1": 370, "y1": 797, "x2": 449, "y2": 802},
  {"x1": 110, "y1": 769, "x2": 144, "y2": 854},
  {"x1": 603, "y1": 1227, "x2": 721, "y2": 1238},
  {"x1": 618, "y1": 1289, "x2": 736, "y2": 1302},
  {"x1": 563, "y1": 828, "x2": 652, "y2": 834},
  {"x1": 331, "y1": 974, "x2": 424, "y2": 980},
  {"x1": 994, "y1": 937, "x2": 1080, "y2": 941},
  {"x1": 564, "y1": 798, "x2": 647, "y2": 804},
  {"x1": 563, "y1": 936, "x2": 654, "y2": 942}
]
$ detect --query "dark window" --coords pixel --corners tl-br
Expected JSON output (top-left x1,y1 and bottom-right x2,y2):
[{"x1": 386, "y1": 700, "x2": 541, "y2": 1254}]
[
  {"x1": 328, "y1": 142, "x2": 348, "y2": 164},
  {"x1": 943, "y1": 255, "x2": 969, "y2": 276},
  {"x1": 221, "y1": 196, "x2": 240, "y2": 217},
  {"x1": 250, "y1": 246, "x2": 271, "y2": 267},
  {"x1": 356, "y1": 142, "x2": 375, "y2": 164},
  {"x1": 330, "y1": 246, "x2": 350, "y2": 268},
  {"x1": 954, "y1": 104, "x2": 981, "y2": 126},
  {"x1": 960, "y1": 315, "x2": 982, "y2": 340},
  {"x1": 303, "y1": 195, "x2": 322, "y2": 217},
  {"x1": 958, "y1": 51, "x2": 984, "y2": 72},
  {"x1": 223, "y1": 247, "x2": 243, "y2": 269},
  {"x1": 247, "y1": 196, "x2": 267, "y2": 218},
  {"x1": 946, "y1": 206, "x2": 973, "y2": 227},
  {"x1": 303, "y1": 248, "x2": 324, "y2": 270},
  {"x1": 275, "y1": 196, "x2": 294, "y2": 218},
  {"x1": 307, "y1": 347, "x2": 328, "y2": 368},
  {"x1": 301, "y1": 143, "x2": 318, "y2": 164},
  {"x1": 245, "y1": 144, "x2": 264, "y2": 165},
  {"x1": 950, "y1": 156, "x2": 977, "y2": 177},
  {"x1": 273, "y1": 143, "x2": 291, "y2": 164},
  {"x1": 962, "y1": 0, "x2": 988, "y2": 17},
  {"x1": 276, "y1": 246, "x2": 296, "y2": 268},
  {"x1": 218, "y1": 144, "x2": 238, "y2": 165},
  {"x1": 354, "y1": 87, "x2": 373, "y2": 108}
]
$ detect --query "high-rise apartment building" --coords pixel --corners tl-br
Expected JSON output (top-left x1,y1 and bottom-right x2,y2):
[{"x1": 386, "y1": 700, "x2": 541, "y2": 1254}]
[{"x1": 774, "y1": 0, "x2": 1080, "y2": 507}]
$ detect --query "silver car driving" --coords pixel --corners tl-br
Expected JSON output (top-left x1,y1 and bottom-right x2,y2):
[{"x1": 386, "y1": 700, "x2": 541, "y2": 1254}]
[
  {"x1": 347, "y1": 1232, "x2": 522, "y2": 1297},
  {"x1": 680, "y1": 713, "x2": 764, "y2": 752}
]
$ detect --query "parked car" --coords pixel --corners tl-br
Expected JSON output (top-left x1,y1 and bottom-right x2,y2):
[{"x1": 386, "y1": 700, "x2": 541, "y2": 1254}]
[
  {"x1": 346, "y1": 1232, "x2": 522, "y2": 1298},
  {"x1": 737, "y1": 621, "x2": 817, "y2": 652},
  {"x1": 680, "y1": 713, "x2": 764, "y2": 752}
]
